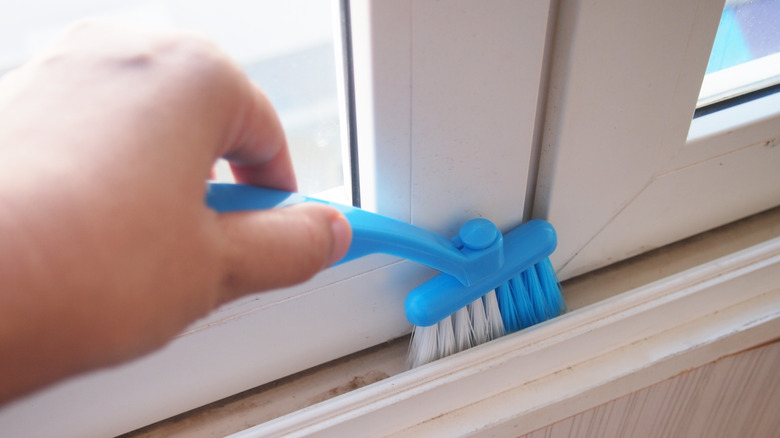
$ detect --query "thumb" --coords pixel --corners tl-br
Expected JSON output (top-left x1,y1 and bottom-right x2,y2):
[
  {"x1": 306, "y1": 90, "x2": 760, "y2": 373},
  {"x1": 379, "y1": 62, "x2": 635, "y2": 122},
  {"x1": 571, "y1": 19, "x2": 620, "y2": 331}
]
[{"x1": 216, "y1": 203, "x2": 352, "y2": 302}]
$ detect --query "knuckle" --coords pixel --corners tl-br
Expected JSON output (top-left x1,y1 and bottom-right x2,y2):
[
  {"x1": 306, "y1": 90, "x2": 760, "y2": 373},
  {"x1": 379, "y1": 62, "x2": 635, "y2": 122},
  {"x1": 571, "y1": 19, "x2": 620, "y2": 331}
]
[{"x1": 293, "y1": 210, "x2": 332, "y2": 276}]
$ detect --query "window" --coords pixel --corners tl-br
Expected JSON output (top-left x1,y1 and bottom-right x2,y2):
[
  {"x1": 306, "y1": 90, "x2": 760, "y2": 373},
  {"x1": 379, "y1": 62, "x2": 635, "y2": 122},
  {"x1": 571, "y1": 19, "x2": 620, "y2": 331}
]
[
  {"x1": 2, "y1": 0, "x2": 778, "y2": 436},
  {"x1": 0, "y1": 1, "x2": 552, "y2": 436},
  {"x1": 698, "y1": 0, "x2": 780, "y2": 108},
  {"x1": 0, "y1": 0, "x2": 347, "y2": 197},
  {"x1": 535, "y1": 0, "x2": 780, "y2": 280}
]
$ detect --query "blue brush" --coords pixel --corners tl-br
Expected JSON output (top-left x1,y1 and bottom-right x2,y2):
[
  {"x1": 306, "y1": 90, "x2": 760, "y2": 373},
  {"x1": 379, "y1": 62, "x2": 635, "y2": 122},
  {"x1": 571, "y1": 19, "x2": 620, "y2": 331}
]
[{"x1": 206, "y1": 182, "x2": 566, "y2": 367}]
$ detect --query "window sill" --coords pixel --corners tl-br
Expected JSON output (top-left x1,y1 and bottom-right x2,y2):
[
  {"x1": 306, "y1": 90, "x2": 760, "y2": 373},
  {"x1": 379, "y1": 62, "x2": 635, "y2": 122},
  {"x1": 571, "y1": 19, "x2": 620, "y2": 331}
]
[{"x1": 124, "y1": 207, "x2": 780, "y2": 437}]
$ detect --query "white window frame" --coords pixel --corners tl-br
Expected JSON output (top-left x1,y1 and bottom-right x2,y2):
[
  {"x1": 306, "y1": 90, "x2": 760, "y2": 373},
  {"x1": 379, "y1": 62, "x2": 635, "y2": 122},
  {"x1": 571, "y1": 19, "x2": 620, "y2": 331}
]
[
  {"x1": 0, "y1": 1, "x2": 552, "y2": 436},
  {"x1": 229, "y1": 0, "x2": 780, "y2": 435},
  {"x1": 3, "y1": 0, "x2": 778, "y2": 435},
  {"x1": 534, "y1": 0, "x2": 780, "y2": 280}
]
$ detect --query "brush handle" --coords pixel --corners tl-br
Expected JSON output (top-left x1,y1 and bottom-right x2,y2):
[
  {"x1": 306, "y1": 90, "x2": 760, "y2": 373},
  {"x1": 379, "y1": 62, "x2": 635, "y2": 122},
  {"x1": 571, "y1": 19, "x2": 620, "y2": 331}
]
[{"x1": 205, "y1": 183, "x2": 503, "y2": 286}]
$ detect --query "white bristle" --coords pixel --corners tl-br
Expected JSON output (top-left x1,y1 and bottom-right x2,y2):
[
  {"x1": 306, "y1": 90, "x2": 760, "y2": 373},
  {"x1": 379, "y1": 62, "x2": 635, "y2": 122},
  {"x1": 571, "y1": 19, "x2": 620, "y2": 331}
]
[
  {"x1": 437, "y1": 316, "x2": 456, "y2": 358},
  {"x1": 469, "y1": 296, "x2": 489, "y2": 345},
  {"x1": 483, "y1": 289, "x2": 506, "y2": 341},
  {"x1": 408, "y1": 325, "x2": 439, "y2": 369},
  {"x1": 407, "y1": 291, "x2": 509, "y2": 369},
  {"x1": 453, "y1": 306, "x2": 474, "y2": 353}
]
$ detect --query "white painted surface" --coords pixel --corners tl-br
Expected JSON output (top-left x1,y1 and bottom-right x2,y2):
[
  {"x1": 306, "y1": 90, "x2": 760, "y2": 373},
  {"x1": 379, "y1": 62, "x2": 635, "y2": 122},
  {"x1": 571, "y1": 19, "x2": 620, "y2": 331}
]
[
  {"x1": 535, "y1": 0, "x2": 780, "y2": 280},
  {"x1": 407, "y1": 0, "x2": 548, "y2": 237},
  {"x1": 349, "y1": 0, "x2": 412, "y2": 219}
]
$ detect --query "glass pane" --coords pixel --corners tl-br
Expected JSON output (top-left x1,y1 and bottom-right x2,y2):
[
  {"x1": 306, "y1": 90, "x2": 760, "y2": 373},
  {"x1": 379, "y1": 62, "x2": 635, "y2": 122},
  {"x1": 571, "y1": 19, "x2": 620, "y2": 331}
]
[
  {"x1": 0, "y1": 0, "x2": 347, "y2": 198},
  {"x1": 699, "y1": 0, "x2": 780, "y2": 107}
]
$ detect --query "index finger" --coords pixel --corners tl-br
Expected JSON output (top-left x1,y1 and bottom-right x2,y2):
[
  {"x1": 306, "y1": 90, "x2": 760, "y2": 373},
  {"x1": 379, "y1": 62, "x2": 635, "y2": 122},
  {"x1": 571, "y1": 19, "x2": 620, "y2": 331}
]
[{"x1": 221, "y1": 81, "x2": 297, "y2": 192}]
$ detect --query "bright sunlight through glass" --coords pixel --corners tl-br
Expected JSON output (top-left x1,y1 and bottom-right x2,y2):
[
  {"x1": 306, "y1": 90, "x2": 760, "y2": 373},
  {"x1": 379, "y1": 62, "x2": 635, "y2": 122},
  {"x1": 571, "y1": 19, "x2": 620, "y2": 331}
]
[
  {"x1": 699, "y1": 0, "x2": 780, "y2": 107},
  {"x1": 0, "y1": 0, "x2": 347, "y2": 198}
]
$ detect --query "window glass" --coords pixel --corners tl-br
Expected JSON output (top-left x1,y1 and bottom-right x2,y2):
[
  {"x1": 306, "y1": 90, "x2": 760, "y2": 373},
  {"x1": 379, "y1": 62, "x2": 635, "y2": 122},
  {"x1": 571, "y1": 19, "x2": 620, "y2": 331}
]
[
  {"x1": 0, "y1": 0, "x2": 346, "y2": 197},
  {"x1": 699, "y1": 0, "x2": 780, "y2": 107}
]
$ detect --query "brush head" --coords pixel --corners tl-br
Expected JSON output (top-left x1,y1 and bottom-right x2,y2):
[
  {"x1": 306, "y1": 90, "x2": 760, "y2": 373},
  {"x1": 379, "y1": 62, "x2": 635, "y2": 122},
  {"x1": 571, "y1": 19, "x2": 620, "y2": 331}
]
[
  {"x1": 407, "y1": 257, "x2": 565, "y2": 368},
  {"x1": 406, "y1": 219, "x2": 565, "y2": 368},
  {"x1": 404, "y1": 219, "x2": 558, "y2": 327}
]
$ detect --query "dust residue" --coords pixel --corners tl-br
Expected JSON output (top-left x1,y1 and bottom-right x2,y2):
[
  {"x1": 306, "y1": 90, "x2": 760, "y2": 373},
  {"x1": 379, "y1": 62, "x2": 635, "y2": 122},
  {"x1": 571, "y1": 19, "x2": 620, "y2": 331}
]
[{"x1": 309, "y1": 370, "x2": 390, "y2": 405}]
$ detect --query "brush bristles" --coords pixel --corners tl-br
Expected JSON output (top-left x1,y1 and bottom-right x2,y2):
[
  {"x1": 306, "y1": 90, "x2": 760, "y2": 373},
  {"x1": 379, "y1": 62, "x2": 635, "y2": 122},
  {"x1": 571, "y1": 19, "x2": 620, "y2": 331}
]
[
  {"x1": 408, "y1": 325, "x2": 438, "y2": 369},
  {"x1": 408, "y1": 258, "x2": 565, "y2": 368},
  {"x1": 453, "y1": 306, "x2": 474, "y2": 352},
  {"x1": 483, "y1": 289, "x2": 505, "y2": 341},
  {"x1": 469, "y1": 294, "x2": 489, "y2": 345}
]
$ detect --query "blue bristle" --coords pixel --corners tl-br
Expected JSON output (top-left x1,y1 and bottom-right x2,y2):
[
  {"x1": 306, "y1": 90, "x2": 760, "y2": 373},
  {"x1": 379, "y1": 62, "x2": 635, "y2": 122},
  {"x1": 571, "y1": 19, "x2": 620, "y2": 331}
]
[
  {"x1": 495, "y1": 261, "x2": 565, "y2": 336},
  {"x1": 537, "y1": 257, "x2": 566, "y2": 316},
  {"x1": 509, "y1": 275, "x2": 536, "y2": 329},
  {"x1": 522, "y1": 265, "x2": 548, "y2": 322},
  {"x1": 496, "y1": 282, "x2": 521, "y2": 333}
]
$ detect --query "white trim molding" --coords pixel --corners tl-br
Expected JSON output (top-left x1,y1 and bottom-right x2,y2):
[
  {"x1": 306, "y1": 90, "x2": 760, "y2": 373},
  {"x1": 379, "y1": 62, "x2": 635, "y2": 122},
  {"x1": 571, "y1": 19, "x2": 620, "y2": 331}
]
[{"x1": 230, "y1": 235, "x2": 780, "y2": 437}]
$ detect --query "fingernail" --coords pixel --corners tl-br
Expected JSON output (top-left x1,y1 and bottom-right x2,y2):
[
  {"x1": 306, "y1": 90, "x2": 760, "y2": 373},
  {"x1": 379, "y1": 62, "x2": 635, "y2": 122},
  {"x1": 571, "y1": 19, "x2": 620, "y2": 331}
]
[{"x1": 328, "y1": 213, "x2": 352, "y2": 266}]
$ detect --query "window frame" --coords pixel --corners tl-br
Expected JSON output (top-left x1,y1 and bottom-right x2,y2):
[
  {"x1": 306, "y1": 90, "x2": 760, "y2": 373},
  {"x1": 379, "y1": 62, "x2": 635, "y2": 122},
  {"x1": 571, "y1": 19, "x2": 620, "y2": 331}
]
[
  {"x1": 228, "y1": 0, "x2": 780, "y2": 434},
  {"x1": 534, "y1": 0, "x2": 780, "y2": 280},
  {"x1": 0, "y1": 1, "x2": 552, "y2": 436},
  {"x1": 225, "y1": 0, "x2": 780, "y2": 432},
  {"x1": 5, "y1": 0, "x2": 778, "y2": 435}
]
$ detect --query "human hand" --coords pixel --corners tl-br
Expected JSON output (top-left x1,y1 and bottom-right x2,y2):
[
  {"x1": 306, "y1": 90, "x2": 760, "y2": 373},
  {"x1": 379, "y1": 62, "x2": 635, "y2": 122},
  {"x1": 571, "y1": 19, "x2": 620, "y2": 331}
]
[{"x1": 0, "y1": 20, "x2": 351, "y2": 403}]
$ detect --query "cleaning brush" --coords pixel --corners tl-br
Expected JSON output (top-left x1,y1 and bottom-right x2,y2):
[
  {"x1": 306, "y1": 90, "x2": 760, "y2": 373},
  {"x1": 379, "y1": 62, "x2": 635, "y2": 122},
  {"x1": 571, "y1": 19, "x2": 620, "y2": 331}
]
[{"x1": 206, "y1": 182, "x2": 565, "y2": 368}]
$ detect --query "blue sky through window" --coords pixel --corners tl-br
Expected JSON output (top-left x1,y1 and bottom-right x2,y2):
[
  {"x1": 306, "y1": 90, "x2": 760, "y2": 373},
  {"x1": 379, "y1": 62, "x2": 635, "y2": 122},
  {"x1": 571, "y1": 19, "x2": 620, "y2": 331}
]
[{"x1": 707, "y1": 0, "x2": 780, "y2": 73}]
